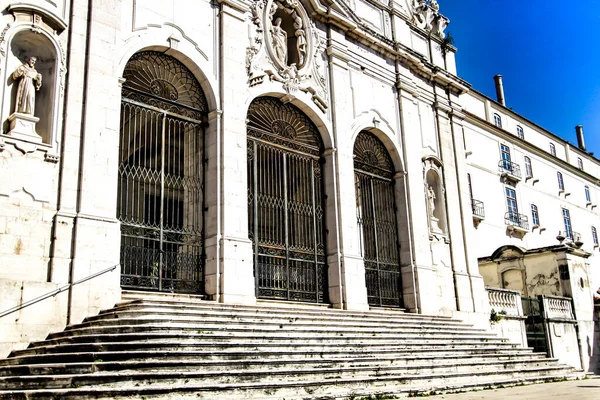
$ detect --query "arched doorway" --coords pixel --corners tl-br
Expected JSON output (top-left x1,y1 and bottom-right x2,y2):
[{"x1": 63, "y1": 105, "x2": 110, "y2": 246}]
[
  {"x1": 354, "y1": 131, "x2": 403, "y2": 307},
  {"x1": 117, "y1": 51, "x2": 208, "y2": 294},
  {"x1": 247, "y1": 97, "x2": 328, "y2": 303}
]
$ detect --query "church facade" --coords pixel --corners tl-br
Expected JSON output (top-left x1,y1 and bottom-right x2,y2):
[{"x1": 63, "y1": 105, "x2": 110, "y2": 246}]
[{"x1": 0, "y1": 0, "x2": 598, "y2": 360}]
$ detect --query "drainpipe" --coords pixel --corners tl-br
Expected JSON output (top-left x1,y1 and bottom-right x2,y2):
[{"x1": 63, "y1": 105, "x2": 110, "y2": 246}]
[{"x1": 216, "y1": 0, "x2": 224, "y2": 302}]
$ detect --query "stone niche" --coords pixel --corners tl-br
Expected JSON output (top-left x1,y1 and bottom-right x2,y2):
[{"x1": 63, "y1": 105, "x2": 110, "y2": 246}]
[
  {"x1": 0, "y1": 5, "x2": 66, "y2": 155},
  {"x1": 3, "y1": 30, "x2": 57, "y2": 144}
]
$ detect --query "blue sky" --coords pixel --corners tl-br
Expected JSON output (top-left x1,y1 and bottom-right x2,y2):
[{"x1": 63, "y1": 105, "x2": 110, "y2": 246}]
[{"x1": 441, "y1": 1, "x2": 600, "y2": 155}]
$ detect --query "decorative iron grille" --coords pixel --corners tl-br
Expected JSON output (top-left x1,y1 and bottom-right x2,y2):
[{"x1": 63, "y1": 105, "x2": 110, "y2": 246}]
[
  {"x1": 354, "y1": 131, "x2": 403, "y2": 308},
  {"x1": 247, "y1": 97, "x2": 328, "y2": 303},
  {"x1": 117, "y1": 52, "x2": 206, "y2": 294}
]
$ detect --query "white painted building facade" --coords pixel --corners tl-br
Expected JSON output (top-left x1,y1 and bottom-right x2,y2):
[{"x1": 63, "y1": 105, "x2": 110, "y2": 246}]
[{"x1": 0, "y1": 0, "x2": 597, "y2": 364}]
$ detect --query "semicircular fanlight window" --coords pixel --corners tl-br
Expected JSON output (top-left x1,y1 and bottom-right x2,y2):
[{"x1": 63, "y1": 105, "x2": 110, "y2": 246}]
[
  {"x1": 353, "y1": 131, "x2": 395, "y2": 178},
  {"x1": 247, "y1": 97, "x2": 322, "y2": 156},
  {"x1": 122, "y1": 51, "x2": 207, "y2": 118}
]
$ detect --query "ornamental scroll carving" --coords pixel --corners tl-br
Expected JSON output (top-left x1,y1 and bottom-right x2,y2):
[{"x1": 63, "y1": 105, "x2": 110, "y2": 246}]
[
  {"x1": 412, "y1": 0, "x2": 449, "y2": 38},
  {"x1": 246, "y1": 0, "x2": 329, "y2": 112}
]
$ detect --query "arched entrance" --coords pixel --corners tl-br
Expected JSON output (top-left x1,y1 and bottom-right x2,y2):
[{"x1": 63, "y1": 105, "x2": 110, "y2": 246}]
[
  {"x1": 117, "y1": 51, "x2": 208, "y2": 294},
  {"x1": 247, "y1": 97, "x2": 328, "y2": 303},
  {"x1": 354, "y1": 131, "x2": 403, "y2": 307}
]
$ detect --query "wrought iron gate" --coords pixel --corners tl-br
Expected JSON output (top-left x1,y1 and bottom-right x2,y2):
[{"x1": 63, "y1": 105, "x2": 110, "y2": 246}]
[
  {"x1": 522, "y1": 296, "x2": 549, "y2": 353},
  {"x1": 247, "y1": 97, "x2": 328, "y2": 303},
  {"x1": 354, "y1": 131, "x2": 403, "y2": 307},
  {"x1": 117, "y1": 51, "x2": 207, "y2": 294}
]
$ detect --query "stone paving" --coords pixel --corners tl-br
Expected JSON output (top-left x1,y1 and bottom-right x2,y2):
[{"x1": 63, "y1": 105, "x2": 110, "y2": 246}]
[{"x1": 423, "y1": 377, "x2": 600, "y2": 399}]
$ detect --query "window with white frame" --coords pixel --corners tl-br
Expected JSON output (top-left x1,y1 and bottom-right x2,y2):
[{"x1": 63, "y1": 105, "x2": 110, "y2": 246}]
[
  {"x1": 578, "y1": 157, "x2": 584, "y2": 170},
  {"x1": 593, "y1": 226, "x2": 598, "y2": 246},
  {"x1": 494, "y1": 113, "x2": 502, "y2": 128},
  {"x1": 500, "y1": 144, "x2": 511, "y2": 170},
  {"x1": 562, "y1": 208, "x2": 572, "y2": 240},
  {"x1": 557, "y1": 171, "x2": 564, "y2": 191},
  {"x1": 506, "y1": 187, "x2": 518, "y2": 216},
  {"x1": 550, "y1": 143, "x2": 556, "y2": 156},
  {"x1": 524, "y1": 156, "x2": 533, "y2": 178},
  {"x1": 585, "y1": 185, "x2": 591, "y2": 203},
  {"x1": 516, "y1": 125, "x2": 524, "y2": 139},
  {"x1": 531, "y1": 204, "x2": 540, "y2": 227}
]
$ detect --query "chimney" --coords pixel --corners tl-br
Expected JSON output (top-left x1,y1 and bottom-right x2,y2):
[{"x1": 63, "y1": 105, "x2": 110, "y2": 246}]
[
  {"x1": 576, "y1": 125, "x2": 586, "y2": 151},
  {"x1": 493, "y1": 75, "x2": 506, "y2": 106}
]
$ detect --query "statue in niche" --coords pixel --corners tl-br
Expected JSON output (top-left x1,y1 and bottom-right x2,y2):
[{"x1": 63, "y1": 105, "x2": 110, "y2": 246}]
[
  {"x1": 12, "y1": 56, "x2": 42, "y2": 115},
  {"x1": 293, "y1": 14, "x2": 307, "y2": 67},
  {"x1": 271, "y1": 17, "x2": 287, "y2": 65},
  {"x1": 427, "y1": 185, "x2": 436, "y2": 214}
]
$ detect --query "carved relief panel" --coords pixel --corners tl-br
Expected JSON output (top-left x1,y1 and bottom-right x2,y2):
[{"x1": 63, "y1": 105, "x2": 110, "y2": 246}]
[{"x1": 246, "y1": 0, "x2": 329, "y2": 112}]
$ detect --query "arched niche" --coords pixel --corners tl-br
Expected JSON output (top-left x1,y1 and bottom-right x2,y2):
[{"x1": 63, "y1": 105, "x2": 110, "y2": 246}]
[
  {"x1": 423, "y1": 157, "x2": 447, "y2": 235},
  {"x1": 3, "y1": 29, "x2": 58, "y2": 145},
  {"x1": 265, "y1": 0, "x2": 312, "y2": 72}
]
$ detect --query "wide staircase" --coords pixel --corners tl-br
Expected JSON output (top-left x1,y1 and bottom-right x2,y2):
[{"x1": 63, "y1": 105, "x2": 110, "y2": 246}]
[{"x1": 0, "y1": 290, "x2": 584, "y2": 399}]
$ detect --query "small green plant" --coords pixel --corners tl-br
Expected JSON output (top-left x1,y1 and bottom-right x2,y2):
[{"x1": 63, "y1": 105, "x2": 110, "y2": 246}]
[
  {"x1": 489, "y1": 308, "x2": 507, "y2": 324},
  {"x1": 149, "y1": 261, "x2": 159, "y2": 287}
]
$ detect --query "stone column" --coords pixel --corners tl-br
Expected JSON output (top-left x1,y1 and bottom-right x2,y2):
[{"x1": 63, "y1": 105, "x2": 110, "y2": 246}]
[
  {"x1": 59, "y1": 0, "x2": 122, "y2": 325},
  {"x1": 216, "y1": 0, "x2": 255, "y2": 305},
  {"x1": 325, "y1": 27, "x2": 369, "y2": 310},
  {"x1": 396, "y1": 76, "x2": 436, "y2": 314}
]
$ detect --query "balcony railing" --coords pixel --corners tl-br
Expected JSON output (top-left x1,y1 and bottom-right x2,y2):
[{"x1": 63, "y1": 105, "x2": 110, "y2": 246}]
[
  {"x1": 557, "y1": 230, "x2": 582, "y2": 245},
  {"x1": 505, "y1": 211, "x2": 529, "y2": 231},
  {"x1": 498, "y1": 160, "x2": 522, "y2": 181},
  {"x1": 471, "y1": 199, "x2": 485, "y2": 220}
]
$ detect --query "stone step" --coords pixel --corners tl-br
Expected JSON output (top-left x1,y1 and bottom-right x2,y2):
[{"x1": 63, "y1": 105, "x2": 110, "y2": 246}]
[
  {"x1": 0, "y1": 352, "x2": 550, "y2": 376},
  {"x1": 0, "y1": 368, "x2": 578, "y2": 399},
  {"x1": 0, "y1": 346, "x2": 536, "y2": 367},
  {"x1": 25, "y1": 330, "x2": 500, "y2": 349},
  {"x1": 60, "y1": 319, "x2": 497, "y2": 339},
  {"x1": 114, "y1": 297, "x2": 461, "y2": 324},
  {"x1": 51, "y1": 321, "x2": 502, "y2": 341},
  {"x1": 7, "y1": 338, "x2": 519, "y2": 359},
  {"x1": 107, "y1": 299, "x2": 465, "y2": 324},
  {"x1": 0, "y1": 361, "x2": 572, "y2": 390},
  {"x1": 86, "y1": 308, "x2": 475, "y2": 330}
]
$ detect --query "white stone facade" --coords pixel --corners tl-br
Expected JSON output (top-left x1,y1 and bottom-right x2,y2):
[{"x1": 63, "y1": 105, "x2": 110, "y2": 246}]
[{"x1": 0, "y1": 0, "x2": 597, "y2": 361}]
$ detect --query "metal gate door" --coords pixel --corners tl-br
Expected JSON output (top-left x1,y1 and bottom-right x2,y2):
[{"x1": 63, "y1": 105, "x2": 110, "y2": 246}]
[
  {"x1": 247, "y1": 97, "x2": 328, "y2": 303},
  {"x1": 117, "y1": 51, "x2": 207, "y2": 294},
  {"x1": 354, "y1": 131, "x2": 403, "y2": 307},
  {"x1": 522, "y1": 296, "x2": 549, "y2": 353}
]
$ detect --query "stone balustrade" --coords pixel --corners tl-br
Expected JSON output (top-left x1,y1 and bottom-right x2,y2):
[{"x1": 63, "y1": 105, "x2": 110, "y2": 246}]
[
  {"x1": 542, "y1": 295, "x2": 575, "y2": 320},
  {"x1": 486, "y1": 287, "x2": 523, "y2": 316}
]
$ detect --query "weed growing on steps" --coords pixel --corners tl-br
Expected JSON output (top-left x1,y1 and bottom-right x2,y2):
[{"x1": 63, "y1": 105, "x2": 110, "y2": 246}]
[{"x1": 347, "y1": 393, "x2": 399, "y2": 399}]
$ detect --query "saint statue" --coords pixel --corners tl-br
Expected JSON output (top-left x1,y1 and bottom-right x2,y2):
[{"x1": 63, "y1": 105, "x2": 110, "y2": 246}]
[
  {"x1": 427, "y1": 185, "x2": 436, "y2": 214},
  {"x1": 294, "y1": 15, "x2": 307, "y2": 67},
  {"x1": 271, "y1": 18, "x2": 287, "y2": 65},
  {"x1": 12, "y1": 56, "x2": 42, "y2": 115}
]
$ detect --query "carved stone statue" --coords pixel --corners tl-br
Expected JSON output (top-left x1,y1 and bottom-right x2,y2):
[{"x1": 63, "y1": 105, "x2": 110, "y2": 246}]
[
  {"x1": 271, "y1": 18, "x2": 287, "y2": 65},
  {"x1": 294, "y1": 15, "x2": 307, "y2": 67},
  {"x1": 12, "y1": 56, "x2": 42, "y2": 115},
  {"x1": 427, "y1": 185, "x2": 436, "y2": 214}
]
